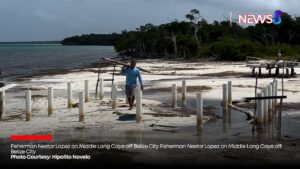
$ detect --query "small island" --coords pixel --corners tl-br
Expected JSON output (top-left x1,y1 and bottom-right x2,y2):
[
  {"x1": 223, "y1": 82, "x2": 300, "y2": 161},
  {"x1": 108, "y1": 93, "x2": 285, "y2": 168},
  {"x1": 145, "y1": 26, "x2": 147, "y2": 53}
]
[{"x1": 62, "y1": 9, "x2": 300, "y2": 61}]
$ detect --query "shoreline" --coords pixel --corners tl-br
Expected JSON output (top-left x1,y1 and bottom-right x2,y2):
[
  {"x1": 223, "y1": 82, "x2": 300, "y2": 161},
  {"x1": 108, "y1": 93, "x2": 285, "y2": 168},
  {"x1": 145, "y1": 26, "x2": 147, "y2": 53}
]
[
  {"x1": 1, "y1": 59, "x2": 300, "y2": 165},
  {"x1": 11, "y1": 58, "x2": 300, "y2": 82}
]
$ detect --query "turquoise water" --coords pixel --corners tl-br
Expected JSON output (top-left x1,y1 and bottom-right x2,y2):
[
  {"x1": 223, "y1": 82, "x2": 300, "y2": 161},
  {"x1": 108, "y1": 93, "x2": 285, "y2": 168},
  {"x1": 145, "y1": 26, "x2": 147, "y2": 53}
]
[{"x1": 0, "y1": 44, "x2": 116, "y2": 79}]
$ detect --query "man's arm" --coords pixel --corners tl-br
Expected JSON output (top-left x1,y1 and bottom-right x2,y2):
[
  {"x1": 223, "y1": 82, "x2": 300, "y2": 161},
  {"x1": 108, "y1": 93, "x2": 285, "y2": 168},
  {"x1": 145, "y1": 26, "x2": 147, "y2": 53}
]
[{"x1": 121, "y1": 66, "x2": 127, "y2": 76}]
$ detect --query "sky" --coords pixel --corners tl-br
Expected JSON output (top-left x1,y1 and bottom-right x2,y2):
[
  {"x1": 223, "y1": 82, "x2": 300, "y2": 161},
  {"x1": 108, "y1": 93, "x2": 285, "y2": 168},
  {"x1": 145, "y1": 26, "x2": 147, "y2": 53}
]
[{"x1": 0, "y1": 0, "x2": 299, "y2": 42}]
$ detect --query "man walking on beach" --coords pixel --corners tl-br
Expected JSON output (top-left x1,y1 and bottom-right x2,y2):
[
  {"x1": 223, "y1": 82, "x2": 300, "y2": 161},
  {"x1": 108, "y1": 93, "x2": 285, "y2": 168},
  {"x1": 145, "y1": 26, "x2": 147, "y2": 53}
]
[{"x1": 121, "y1": 61, "x2": 143, "y2": 110}]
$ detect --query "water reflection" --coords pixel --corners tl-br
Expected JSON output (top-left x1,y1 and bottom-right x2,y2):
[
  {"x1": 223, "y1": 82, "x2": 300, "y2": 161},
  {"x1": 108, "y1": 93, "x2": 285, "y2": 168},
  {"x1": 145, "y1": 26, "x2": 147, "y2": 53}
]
[
  {"x1": 196, "y1": 127, "x2": 203, "y2": 144},
  {"x1": 228, "y1": 108, "x2": 232, "y2": 129},
  {"x1": 125, "y1": 125, "x2": 144, "y2": 144},
  {"x1": 254, "y1": 112, "x2": 282, "y2": 141},
  {"x1": 222, "y1": 107, "x2": 232, "y2": 132}
]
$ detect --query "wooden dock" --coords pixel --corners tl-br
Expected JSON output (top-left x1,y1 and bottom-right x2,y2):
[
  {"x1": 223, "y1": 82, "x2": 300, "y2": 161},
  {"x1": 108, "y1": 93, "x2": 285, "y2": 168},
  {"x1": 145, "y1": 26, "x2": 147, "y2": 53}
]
[{"x1": 246, "y1": 60, "x2": 299, "y2": 77}]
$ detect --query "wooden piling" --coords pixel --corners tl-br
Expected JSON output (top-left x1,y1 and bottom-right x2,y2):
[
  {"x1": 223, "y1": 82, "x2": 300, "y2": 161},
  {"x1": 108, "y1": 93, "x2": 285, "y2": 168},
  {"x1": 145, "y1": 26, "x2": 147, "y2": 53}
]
[
  {"x1": 263, "y1": 87, "x2": 268, "y2": 123},
  {"x1": 222, "y1": 84, "x2": 228, "y2": 109},
  {"x1": 256, "y1": 93, "x2": 263, "y2": 124},
  {"x1": 252, "y1": 67, "x2": 255, "y2": 76},
  {"x1": 48, "y1": 87, "x2": 54, "y2": 116},
  {"x1": 291, "y1": 67, "x2": 295, "y2": 76},
  {"x1": 196, "y1": 93, "x2": 203, "y2": 126},
  {"x1": 273, "y1": 80, "x2": 277, "y2": 106},
  {"x1": 286, "y1": 68, "x2": 289, "y2": 78},
  {"x1": 267, "y1": 85, "x2": 272, "y2": 120},
  {"x1": 182, "y1": 81, "x2": 186, "y2": 107},
  {"x1": 275, "y1": 68, "x2": 279, "y2": 76},
  {"x1": 172, "y1": 84, "x2": 177, "y2": 108},
  {"x1": 79, "y1": 92, "x2": 84, "y2": 122},
  {"x1": 99, "y1": 78, "x2": 104, "y2": 100},
  {"x1": 67, "y1": 83, "x2": 73, "y2": 108},
  {"x1": 228, "y1": 81, "x2": 232, "y2": 105},
  {"x1": 271, "y1": 82, "x2": 275, "y2": 111},
  {"x1": 0, "y1": 91, "x2": 5, "y2": 119},
  {"x1": 85, "y1": 80, "x2": 90, "y2": 102},
  {"x1": 136, "y1": 87, "x2": 142, "y2": 123},
  {"x1": 261, "y1": 92, "x2": 265, "y2": 123},
  {"x1": 25, "y1": 90, "x2": 32, "y2": 121},
  {"x1": 112, "y1": 84, "x2": 117, "y2": 109}
]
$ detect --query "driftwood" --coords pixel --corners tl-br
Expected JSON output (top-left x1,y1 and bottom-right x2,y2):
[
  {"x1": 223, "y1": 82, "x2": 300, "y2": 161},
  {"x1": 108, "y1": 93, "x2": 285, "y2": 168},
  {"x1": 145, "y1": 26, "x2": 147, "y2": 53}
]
[
  {"x1": 0, "y1": 84, "x2": 18, "y2": 92},
  {"x1": 229, "y1": 104, "x2": 254, "y2": 120},
  {"x1": 102, "y1": 57, "x2": 151, "y2": 73}
]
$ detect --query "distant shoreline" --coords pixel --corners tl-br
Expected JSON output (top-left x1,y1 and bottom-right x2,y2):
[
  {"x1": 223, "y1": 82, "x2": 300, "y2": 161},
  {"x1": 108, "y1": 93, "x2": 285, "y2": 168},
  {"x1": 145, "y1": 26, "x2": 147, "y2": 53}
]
[{"x1": 0, "y1": 41, "x2": 61, "y2": 44}]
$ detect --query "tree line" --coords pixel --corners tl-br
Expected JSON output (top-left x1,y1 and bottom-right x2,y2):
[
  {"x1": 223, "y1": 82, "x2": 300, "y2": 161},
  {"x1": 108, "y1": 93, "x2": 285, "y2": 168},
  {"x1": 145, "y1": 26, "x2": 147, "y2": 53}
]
[
  {"x1": 61, "y1": 33, "x2": 119, "y2": 46},
  {"x1": 61, "y1": 9, "x2": 300, "y2": 61}
]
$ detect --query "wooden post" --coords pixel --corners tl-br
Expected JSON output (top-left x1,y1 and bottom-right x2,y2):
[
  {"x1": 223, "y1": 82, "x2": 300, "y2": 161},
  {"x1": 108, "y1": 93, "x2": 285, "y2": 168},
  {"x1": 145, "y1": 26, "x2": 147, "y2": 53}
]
[
  {"x1": 275, "y1": 68, "x2": 279, "y2": 76},
  {"x1": 172, "y1": 84, "x2": 177, "y2": 108},
  {"x1": 268, "y1": 85, "x2": 272, "y2": 120},
  {"x1": 79, "y1": 92, "x2": 84, "y2": 122},
  {"x1": 228, "y1": 81, "x2": 232, "y2": 105},
  {"x1": 67, "y1": 83, "x2": 73, "y2": 108},
  {"x1": 261, "y1": 91, "x2": 265, "y2": 123},
  {"x1": 252, "y1": 67, "x2": 255, "y2": 76},
  {"x1": 273, "y1": 80, "x2": 277, "y2": 106},
  {"x1": 222, "y1": 84, "x2": 228, "y2": 109},
  {"x1": 256, "y1": 93, "x2": 263, "y2": 124},
  {"x1": 0, "y1": 91, "x2": 5, "y2": 119},
  {"x1": 286, "y1": 68, "x2": 289, "y2": 78},
  {"x1": 291, "y1": 67, "x2": 295, "y2": 76},
  {"x1": 111, "y1": 65, "x2": 116, "y2": 99},
  {"x1": 112, "y1": 84, "x2": 117, "y2": 109},
  {"x1": 136, "y1": 87, "x2": 142, "y2": 123},
  {"x1": 263, "y1": 87, "x2": 268, "y2": 123},
  {"x1": 271, "y1": 82, "x2": 275, "y2": 111},
  {"x1": 48, "y1": 87, "x2": 54, "y2": 116},
  {"x1": 182, "y1": 81, "x2": 186, "y2": 107},
  {"x1": 25, "y1": 90, "x2": 32, "y2": 121},
  {"x1": 85, "y1": 80, "x2": 90, "y2": 102},
  {"x1": 99, "y1": 78, "x2": 104, "y2": 100},
  {"x1": 196, "y1": 93, "x2": 203, "y2": 127}
]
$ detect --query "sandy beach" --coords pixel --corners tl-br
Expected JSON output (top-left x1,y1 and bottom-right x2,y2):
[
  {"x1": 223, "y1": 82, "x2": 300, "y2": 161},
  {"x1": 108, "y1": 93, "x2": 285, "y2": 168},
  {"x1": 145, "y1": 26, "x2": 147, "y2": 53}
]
[{"x1": 1, "y1": 59, "x2": 300, "y2": 165}]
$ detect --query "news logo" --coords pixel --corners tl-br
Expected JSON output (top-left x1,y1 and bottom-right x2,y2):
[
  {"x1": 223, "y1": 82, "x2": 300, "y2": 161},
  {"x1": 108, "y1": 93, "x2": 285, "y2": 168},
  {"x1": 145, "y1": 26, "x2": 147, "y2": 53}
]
[
  {"x1": 272, "y1": 10, "x2": 283, "y2": 25},
  {"x1": 237, "y1": 10, "x2": 283, "y2": 25}
]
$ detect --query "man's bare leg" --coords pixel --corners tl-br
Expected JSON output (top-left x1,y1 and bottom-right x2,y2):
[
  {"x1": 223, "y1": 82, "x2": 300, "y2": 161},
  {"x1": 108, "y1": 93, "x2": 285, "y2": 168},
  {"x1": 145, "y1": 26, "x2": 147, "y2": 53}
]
[
  {"x1": 129, "y1": 96, "x2": 135, "y2": 110},
  {"x1": 131, "y1": 96, "x2": 135, "y2": 108},
  {"x1": 128, "y1": 97, "x2": 132, "y2": 110}
]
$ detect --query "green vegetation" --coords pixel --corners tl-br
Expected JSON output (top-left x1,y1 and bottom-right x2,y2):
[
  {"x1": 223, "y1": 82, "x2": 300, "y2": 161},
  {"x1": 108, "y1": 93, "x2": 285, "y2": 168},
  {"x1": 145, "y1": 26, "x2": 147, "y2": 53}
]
[
  {"x1": 61, "y1": 9, "x2": 300, "y2": 61},
  {"x1": 61, "y1": 33, "x2": 120, "y2": 46}
]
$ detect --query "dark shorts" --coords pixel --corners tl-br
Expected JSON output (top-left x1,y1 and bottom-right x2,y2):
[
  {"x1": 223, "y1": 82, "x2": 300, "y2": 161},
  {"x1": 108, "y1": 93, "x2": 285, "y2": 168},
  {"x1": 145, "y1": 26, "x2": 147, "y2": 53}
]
[{"x1": 125, "y1": 85, "x2": 136, "y2": 98}]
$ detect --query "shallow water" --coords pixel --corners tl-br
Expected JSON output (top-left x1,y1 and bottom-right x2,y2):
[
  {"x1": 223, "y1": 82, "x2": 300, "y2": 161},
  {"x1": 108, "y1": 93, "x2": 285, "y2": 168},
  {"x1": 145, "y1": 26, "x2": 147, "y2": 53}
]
[
  {"x1": 0, "y1": 44, "x2": 116, "y2": 79},
  {"x1": 27, "y1": 98, "x2": 298, "y2": 145},
  {"x1": 2, "y1": 82, "x2": 298, "y2": 145},
  {"x1": 1, "y1": 87, "x2": 299, "y2": 165}
]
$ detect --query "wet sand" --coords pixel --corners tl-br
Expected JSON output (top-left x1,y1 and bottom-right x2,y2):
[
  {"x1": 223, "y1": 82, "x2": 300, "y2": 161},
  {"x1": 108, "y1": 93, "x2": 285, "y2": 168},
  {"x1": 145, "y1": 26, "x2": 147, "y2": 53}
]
[{"x1": 1, "y1": 59, "x2": 300, "y2": 166}]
